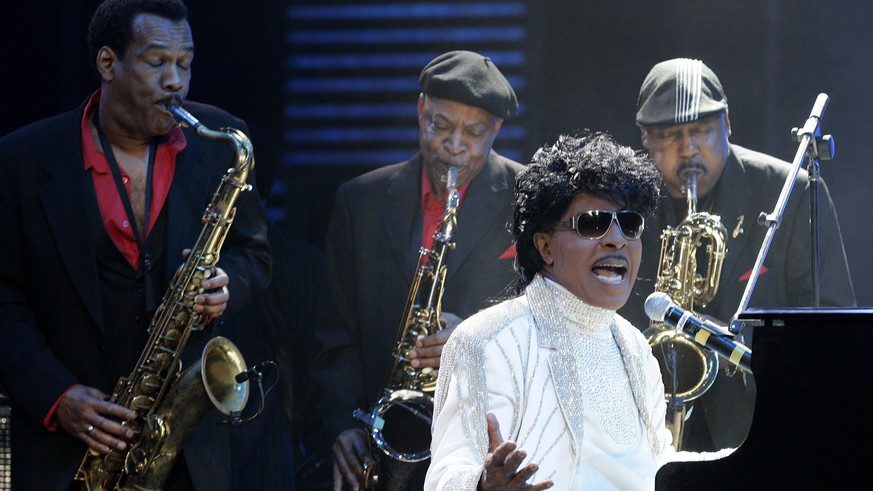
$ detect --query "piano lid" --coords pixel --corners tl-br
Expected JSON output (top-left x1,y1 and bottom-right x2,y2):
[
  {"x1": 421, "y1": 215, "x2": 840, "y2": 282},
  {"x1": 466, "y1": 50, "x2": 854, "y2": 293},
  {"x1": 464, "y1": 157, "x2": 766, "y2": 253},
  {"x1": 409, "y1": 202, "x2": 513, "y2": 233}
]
[{"x1": 657, "y1": 308, "x2": 873, "y2": 490}]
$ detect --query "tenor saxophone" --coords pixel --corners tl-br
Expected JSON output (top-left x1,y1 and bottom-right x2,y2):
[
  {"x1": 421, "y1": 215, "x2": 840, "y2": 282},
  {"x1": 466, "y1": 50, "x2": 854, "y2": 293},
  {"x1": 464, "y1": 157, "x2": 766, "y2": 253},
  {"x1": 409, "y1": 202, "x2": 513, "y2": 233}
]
[
  {"x1": 353, "y1": 167, "x2": 460, "y2": 489},
  {"x1": 74, "y1": 106, "x2": 254, "y2": 490}
]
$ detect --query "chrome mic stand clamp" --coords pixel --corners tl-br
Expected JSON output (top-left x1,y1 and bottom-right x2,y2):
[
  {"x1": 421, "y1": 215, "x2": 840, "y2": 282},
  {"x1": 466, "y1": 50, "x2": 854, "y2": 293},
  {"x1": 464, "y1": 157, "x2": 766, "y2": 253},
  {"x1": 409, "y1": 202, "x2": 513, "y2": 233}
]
[{"x1": 730, "y1": 93, "x2": 834, "y2": 334}]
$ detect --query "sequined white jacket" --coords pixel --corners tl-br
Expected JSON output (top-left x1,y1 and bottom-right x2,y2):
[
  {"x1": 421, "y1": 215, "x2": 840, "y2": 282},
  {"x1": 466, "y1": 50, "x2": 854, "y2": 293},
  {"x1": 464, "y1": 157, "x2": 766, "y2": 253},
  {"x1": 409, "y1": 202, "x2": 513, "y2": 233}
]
[{"x1": 426, "y1": 275, "x2": 674, "y2": 490}]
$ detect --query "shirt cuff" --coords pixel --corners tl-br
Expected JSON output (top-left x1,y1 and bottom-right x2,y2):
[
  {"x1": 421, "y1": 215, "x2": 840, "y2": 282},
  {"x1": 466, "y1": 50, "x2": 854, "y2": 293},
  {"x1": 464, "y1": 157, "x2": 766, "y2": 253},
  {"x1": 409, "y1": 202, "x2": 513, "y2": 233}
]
[{"x1": 43, "y1": 384, "x2": 79, "y2": 432}]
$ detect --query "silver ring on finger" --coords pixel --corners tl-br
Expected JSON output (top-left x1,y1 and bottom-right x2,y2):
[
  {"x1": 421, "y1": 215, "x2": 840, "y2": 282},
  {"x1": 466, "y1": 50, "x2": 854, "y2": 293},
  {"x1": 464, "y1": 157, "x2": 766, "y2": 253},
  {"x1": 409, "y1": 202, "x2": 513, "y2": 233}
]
[{"x1": 86, "y1": 425, "x2": 95, "y2": 433}]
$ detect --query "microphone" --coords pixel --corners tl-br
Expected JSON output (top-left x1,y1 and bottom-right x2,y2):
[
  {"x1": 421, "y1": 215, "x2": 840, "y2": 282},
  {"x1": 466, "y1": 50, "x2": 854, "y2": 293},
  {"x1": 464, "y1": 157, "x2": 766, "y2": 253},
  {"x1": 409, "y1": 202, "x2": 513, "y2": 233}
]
[
  {"x1": 235, "y1": 361, "x2": 272, "y2": 383},
  {"x1": 644, "y1": 292, "x2": 752, "y2": 373}
]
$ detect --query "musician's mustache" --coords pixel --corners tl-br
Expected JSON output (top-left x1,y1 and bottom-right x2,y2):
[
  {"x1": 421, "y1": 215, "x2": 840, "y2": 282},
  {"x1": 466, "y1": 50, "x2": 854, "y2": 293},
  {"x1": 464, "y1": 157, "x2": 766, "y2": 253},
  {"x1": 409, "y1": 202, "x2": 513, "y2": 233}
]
[{"x1": 677, "y1": 161, "x2": 706, "y2": 179}]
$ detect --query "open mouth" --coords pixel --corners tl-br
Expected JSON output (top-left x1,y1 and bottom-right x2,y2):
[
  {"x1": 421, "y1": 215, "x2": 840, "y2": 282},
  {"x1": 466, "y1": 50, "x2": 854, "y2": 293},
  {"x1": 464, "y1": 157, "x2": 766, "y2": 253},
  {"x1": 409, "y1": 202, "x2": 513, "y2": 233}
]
[{"x1": 591, "y1": 259, "x2": 628, "y2": 284}]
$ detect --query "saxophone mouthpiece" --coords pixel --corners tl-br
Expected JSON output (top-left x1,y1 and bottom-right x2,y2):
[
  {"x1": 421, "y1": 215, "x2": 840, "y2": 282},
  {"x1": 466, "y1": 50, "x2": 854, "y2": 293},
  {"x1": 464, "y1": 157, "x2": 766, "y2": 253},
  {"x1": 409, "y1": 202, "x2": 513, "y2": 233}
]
[
  {"x1": 168, "y1": 105, "x2": 201, "y2": 129},
  {"x1": 445, "y1": 167, "x2": 460, "y2": 211},
  {"x1": 684, "y1": 170, "x2": 699, "y2": 215},
  {"x1": 446, "y1": 166, "x2": 458, "y2": 191}
]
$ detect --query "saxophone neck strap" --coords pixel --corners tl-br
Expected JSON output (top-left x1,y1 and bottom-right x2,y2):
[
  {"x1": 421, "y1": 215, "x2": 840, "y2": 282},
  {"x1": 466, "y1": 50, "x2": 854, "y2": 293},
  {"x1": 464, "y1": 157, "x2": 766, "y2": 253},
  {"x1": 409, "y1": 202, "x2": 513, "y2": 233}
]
[{"x1": 96, "y1": 123, "x2": 159, "y2": 311}]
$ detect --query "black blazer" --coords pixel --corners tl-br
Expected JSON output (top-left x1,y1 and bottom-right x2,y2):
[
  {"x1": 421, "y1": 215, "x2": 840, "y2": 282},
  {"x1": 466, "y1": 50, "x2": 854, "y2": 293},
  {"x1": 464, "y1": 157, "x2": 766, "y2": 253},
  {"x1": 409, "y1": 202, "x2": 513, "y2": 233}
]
[
  {"x1": 312, "y1": 151, "x2": 525, "y2": 443},
  {"x1": 619, "y1": 143, "x2": 854, "y2": 451},
  {"x1": 0, "y1": 99, "x2": 271, "y2": 490},
  {"x1": 621, "y1": 144, "x2": 855, "y2": 330}
]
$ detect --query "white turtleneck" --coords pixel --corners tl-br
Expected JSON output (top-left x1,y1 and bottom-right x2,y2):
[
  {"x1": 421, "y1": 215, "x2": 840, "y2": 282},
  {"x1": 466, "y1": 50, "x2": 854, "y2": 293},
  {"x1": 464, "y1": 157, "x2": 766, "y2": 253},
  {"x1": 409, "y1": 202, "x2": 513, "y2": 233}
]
[{"x1": 426, "y1": 274, "x2": 673, "y2": 491}]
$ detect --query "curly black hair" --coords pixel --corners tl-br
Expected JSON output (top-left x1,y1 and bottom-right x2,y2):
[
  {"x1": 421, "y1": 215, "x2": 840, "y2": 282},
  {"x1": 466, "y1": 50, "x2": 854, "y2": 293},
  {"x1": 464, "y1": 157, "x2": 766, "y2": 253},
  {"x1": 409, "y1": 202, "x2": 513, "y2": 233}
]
[
  {"x1": 87, "y1": 0, "x2": 188, "y2": 68},
  {"x1": 512, "y1": 132, "x2": 662, "y2": 290}
]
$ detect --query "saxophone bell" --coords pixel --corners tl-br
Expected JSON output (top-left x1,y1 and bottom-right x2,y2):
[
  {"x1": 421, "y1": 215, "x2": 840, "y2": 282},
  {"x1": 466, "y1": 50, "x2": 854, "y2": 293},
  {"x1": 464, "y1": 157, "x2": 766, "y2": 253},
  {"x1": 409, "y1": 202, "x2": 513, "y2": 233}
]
[{"x1": 354, "y1": 389, "x2": 434, "y2": 463}]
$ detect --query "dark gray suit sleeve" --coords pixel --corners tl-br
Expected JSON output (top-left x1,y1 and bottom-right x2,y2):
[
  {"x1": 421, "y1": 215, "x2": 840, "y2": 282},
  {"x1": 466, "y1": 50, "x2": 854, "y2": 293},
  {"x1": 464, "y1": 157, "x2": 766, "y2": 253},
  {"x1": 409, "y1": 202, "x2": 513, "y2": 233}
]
[{"x1": 311, "y1": 181, "x2": 369, "y2": 442}]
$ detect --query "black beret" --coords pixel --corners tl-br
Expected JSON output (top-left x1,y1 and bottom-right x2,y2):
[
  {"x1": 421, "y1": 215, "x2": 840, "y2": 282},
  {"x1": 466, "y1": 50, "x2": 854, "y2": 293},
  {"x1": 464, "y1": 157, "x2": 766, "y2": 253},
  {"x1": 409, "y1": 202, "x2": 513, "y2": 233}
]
[
  {"x1": 419, "y1": 50, "x2": 518, "y2": 119},
  {"x1": 636, "y1": 58, "x2": 728, "y2": 127}
]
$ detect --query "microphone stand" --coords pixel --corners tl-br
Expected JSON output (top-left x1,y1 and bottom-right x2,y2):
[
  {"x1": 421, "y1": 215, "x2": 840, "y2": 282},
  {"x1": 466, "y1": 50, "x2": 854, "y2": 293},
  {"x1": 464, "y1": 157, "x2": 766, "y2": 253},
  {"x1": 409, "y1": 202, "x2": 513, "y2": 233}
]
[
  {"x1": 664, "y1": 340, "x2": 686, "y2": 451},
  {"x1": 730, "y1": 93, "x2": 835, "y2": 334},
  {"x1": 799, "y1": 113, "x2": 835, "y2": 308}
]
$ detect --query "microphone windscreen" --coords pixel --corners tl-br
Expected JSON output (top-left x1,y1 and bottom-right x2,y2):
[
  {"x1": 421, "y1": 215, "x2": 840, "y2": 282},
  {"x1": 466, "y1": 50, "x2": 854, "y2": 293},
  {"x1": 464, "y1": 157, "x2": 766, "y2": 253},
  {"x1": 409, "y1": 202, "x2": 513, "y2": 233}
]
[{"x1": 644, "y1": 292, "x2": 673, "y2": 322}]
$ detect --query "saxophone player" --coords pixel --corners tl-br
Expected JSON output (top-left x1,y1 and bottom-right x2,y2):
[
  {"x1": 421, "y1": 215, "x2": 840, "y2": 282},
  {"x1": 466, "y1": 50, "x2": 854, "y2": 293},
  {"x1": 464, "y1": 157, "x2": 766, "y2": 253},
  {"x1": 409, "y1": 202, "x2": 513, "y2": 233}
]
[
  {"x1": 619, "y1": 58, "x2": 856, "y2": 452},
  {"x1": 312, "y1": 51, "x2": 523, "y2": 490},
  {"x1": 0, "y1": 1, "x2": 270, "y2": 489}
]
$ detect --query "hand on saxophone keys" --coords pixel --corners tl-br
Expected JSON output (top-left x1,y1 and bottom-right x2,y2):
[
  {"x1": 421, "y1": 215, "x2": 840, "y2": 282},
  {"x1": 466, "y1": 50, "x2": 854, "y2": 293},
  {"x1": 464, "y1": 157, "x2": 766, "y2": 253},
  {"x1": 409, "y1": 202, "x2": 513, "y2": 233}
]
[
  {"x1": 192, "y1": 267, "x2": 229, "y2": 317},
  {"x1": 408, "y1": 311, "x2": 463, "y2": 373},
  {"x1": 56, "y1": 385, "x2": 137, "y2": 454},
  {"x1": 182, "y1": 248, "x2": 230, "y2": 318}
]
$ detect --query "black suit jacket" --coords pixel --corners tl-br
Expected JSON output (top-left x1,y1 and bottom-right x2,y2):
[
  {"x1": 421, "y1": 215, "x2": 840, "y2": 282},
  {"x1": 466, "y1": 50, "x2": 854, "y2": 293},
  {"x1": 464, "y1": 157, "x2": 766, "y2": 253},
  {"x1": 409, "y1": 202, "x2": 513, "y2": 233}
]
[
  {"x1": 619, "y1": 143, "x2": 855, "y2": 451},
  {"x1": 312, "y1": 152, "x2": 524, "y2": 443},
  {"x1": 0, "y1": 99, "x2": 271, "y2": 490},
  {"x1": 622, "y1": 144, "x2": 855, "y2": 329}
]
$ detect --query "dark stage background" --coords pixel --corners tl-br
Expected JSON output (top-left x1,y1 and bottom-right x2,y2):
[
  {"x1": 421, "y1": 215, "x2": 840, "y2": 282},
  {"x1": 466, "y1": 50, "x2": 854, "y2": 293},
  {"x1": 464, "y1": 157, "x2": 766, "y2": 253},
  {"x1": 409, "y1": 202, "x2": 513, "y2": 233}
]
[
  {"x1": 2, "y1": 1, "x2": 872, "y2": 488},
  {"x1": 3, "y1": 0, "x2": 872, "y2": 311}
]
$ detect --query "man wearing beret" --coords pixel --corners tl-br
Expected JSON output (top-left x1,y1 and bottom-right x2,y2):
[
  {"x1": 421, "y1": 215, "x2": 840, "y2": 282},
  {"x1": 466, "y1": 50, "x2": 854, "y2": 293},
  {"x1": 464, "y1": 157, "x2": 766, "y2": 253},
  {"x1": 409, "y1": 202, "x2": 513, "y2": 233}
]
[
  {"x1": 619, "y1": 58, "x2": 856, "y2": 453},
  {"x1": 312, "y1": 50, "x2": 524, "y2": 490}
]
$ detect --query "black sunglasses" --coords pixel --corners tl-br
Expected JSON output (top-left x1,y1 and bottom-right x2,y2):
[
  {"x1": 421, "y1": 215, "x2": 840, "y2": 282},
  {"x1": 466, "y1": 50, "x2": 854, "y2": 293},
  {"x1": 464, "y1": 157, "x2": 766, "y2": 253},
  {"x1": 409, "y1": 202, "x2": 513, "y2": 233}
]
[{"x1": 553, "y1": 210, "x2": 645, "y2": 240}]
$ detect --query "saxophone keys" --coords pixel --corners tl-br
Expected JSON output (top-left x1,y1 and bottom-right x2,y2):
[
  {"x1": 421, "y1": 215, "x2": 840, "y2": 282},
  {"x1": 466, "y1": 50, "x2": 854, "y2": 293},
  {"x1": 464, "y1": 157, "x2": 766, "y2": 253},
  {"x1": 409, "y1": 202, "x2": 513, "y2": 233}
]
[
  {"x1": 137, "y1": 374, "x2": 163, "y2": 394},
  {"x1": 126, "y1": 448, "x2": 148, "y2": 475},
  {"x1": 130, "y1": 395, "x2": 154, "y2": 412}
]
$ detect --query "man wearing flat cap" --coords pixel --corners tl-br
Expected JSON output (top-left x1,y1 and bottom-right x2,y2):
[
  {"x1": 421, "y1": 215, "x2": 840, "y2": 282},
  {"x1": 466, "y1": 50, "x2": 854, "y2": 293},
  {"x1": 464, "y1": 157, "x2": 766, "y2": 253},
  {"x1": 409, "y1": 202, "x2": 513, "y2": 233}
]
[
  {"x1": 312, "y1": 50, "x2": 524, "y2": 490},
  {"x1": 620, "y1": 58, "x2": 856, "y2": 452}
]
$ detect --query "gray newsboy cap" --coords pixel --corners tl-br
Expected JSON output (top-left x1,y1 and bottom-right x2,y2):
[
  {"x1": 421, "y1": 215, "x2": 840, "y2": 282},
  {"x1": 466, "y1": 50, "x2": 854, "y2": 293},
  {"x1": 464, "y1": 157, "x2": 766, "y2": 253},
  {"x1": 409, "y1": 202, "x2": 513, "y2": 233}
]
[
  {"x1": 419, "y1": 50, "x2": 518, "y2": 119},
  {"x1": 636, "y1": 58, "x2": 728, "y2": 127}
]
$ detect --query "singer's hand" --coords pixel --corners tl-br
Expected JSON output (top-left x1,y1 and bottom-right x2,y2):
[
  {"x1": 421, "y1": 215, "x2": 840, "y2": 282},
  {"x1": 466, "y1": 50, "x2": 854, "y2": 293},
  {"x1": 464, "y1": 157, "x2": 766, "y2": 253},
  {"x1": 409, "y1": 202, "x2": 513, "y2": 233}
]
[
  {"x1": 479, "y1": 412, "x2": 553, "y2": 491},
  {"x1": 408, "y1": 311, "x2": 463, "y2": 375},
  {"x1": 332, "y1": 429, "x2": 368, "y2": 491},
  {"x1": 55, "y1": 384, "x2": 137, "y2": 454}
]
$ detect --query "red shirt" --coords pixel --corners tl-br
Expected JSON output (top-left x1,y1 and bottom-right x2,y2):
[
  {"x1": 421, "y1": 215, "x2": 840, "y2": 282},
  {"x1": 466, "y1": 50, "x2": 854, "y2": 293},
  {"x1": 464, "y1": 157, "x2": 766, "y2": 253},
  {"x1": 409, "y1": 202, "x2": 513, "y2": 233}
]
[
  {"x1": 421, "y1": 166, "x2": 470, "y2": 250},
  {"x1": 80, "y1": 90, "x2": 186, "y2": 269},
  {"x1": 43, "y1": 91, "x2": 188, "y2": 431}
]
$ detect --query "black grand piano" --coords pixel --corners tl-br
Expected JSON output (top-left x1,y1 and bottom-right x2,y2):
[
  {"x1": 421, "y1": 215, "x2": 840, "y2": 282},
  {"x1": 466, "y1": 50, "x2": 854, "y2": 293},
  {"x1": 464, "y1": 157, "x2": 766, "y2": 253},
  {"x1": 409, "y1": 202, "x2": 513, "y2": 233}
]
[{"x1": 657, "y1": 308, "x2": 873, "y2": 490}]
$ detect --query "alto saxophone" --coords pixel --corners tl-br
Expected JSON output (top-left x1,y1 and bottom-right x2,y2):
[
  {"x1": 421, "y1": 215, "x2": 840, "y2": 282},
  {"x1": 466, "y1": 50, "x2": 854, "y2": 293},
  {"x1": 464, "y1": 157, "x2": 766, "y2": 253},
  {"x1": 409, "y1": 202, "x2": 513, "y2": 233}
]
[
  {"x1": 74, "y1": 106, "x2": 254, "y2": 490},
  {"x1": 353, "y1": 167, "x2": 460, "y2": 489},
  {"x1": 644, "y1": 171, "x2": 727, "y2": 450}
]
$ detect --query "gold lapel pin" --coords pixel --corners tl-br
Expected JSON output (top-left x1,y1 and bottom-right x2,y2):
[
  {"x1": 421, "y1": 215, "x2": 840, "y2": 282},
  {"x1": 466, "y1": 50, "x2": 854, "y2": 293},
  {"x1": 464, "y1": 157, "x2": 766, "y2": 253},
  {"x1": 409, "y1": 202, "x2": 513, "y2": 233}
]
[{"x1": 732, "y1": 215, "x2": 744, "y2": 238}]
